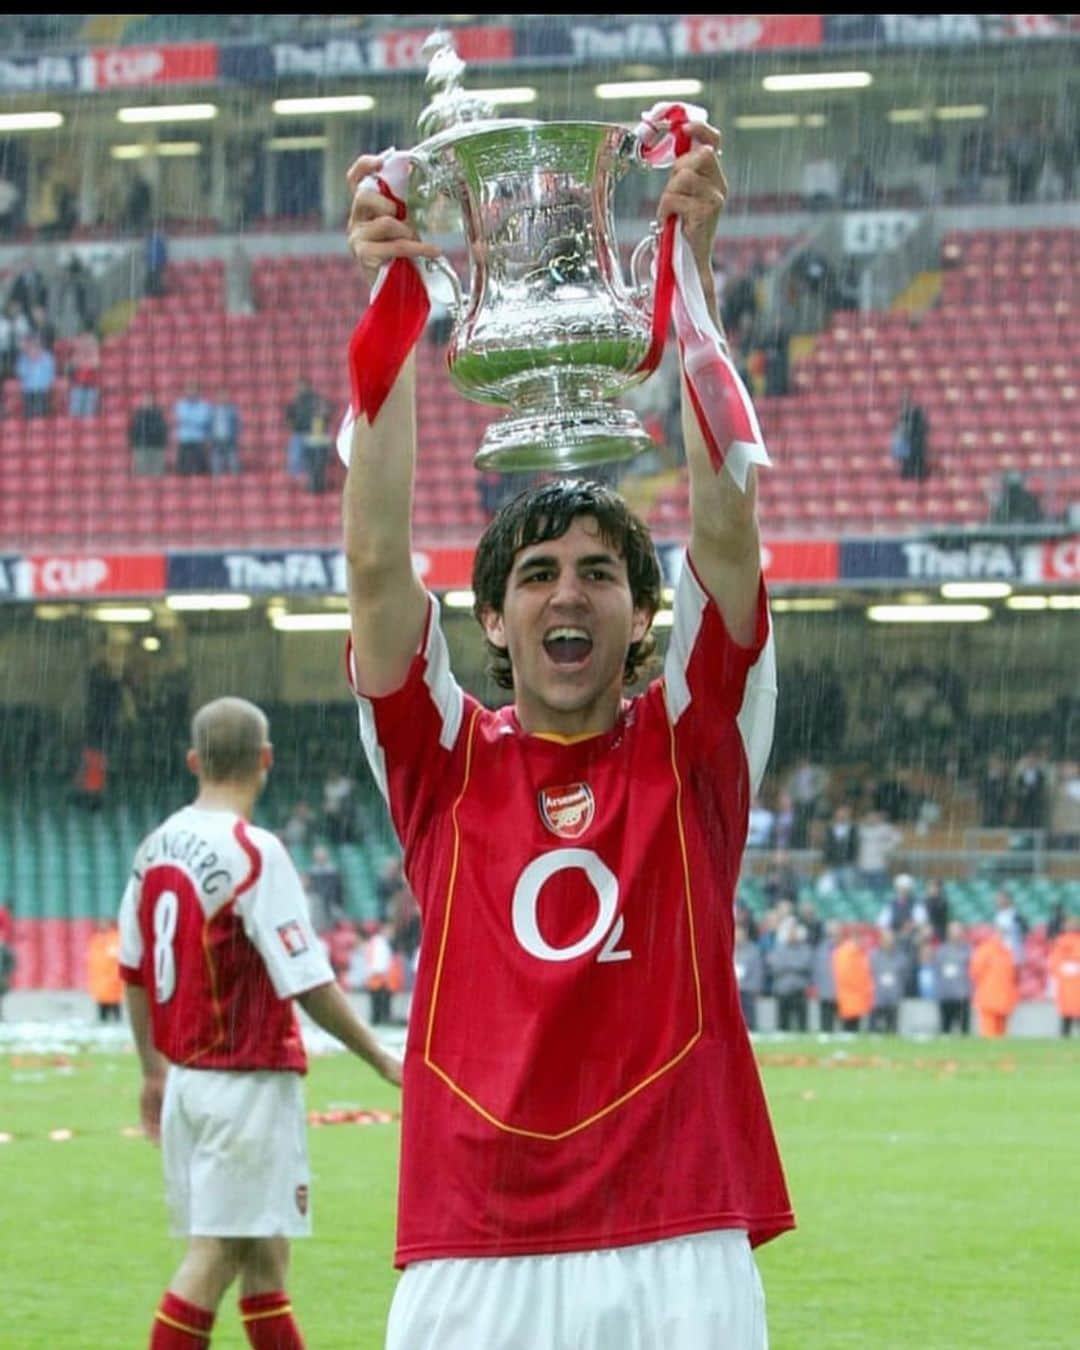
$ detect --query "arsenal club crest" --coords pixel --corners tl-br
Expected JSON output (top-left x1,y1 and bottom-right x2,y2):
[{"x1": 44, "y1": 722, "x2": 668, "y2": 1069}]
[
  {"x1": 539, "y1": 782, "x2": 595, "y2": 839},
  {"x1": 295, "y1": 1184, "x2": 309, "y2": 1216}
]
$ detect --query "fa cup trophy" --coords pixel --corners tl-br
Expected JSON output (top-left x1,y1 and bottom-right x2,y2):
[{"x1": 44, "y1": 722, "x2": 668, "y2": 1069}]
[{"x1": 398, "y1": 30, "x2": 667, "y2": 473}]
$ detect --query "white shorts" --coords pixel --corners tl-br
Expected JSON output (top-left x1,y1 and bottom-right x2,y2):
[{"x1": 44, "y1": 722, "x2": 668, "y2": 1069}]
[
  {"x1": 162, "y1": 1066, "x2": 312, "y2": 1238},
  {"x1": 386, "y1": 1229, "x2": 767, "y2": 1350}
]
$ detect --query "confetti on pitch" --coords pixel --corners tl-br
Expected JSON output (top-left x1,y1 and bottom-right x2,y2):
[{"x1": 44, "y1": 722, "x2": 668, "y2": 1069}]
[
  {"x1": 49, "y1": 1128, "x2": 74, "y2": 1141},
  {"x1": 308, "y1": 1108, "x2": 399, "y2": 1127}
]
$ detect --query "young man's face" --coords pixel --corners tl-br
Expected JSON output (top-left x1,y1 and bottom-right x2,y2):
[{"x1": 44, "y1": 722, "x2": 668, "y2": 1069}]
[{"x1": 481, "y1": 514, "x2": 652, "y2": 737}]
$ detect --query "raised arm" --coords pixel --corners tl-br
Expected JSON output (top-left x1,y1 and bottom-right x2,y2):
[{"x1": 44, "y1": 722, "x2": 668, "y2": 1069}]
[
  {"x1": 656, "y1": 124, "x2": 762, "y2": 647},
  {"x1": 342, "y1": 154, "x2": 442, "y2": 696}
]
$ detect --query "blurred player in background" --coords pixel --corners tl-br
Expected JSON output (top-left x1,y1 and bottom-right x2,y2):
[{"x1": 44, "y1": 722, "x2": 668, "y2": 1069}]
[
  {"x1": 342, "y1": 121, "x2": 792, "y2": 1349},
  {"x1": 119, "y1": 696, "x2": 402, "y2": 1350}
]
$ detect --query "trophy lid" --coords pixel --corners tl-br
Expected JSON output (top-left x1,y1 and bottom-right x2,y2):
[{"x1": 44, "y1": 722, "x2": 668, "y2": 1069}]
[{"x1": 416, "y1": 30, "x2": 497, "y2": 139}]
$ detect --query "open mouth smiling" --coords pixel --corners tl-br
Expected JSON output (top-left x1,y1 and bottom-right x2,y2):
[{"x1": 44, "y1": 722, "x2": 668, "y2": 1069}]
[{"x1": 542, "y1": 626, "x2": 593, "y2": 666}]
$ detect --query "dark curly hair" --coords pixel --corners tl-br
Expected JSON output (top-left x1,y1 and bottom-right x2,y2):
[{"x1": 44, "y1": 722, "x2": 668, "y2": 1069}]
[{"x1": 471, "y1": 478, "x2": 662, "y2": 691}]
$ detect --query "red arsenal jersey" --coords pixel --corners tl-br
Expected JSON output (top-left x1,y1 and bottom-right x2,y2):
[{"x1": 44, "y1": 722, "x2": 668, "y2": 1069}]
[
  {"x1": 352, "y1": 559, "x2": 794, "y2": 1265},
  {"x1": 118, "y1": 806, "x2": 334, "y2": 1072}
]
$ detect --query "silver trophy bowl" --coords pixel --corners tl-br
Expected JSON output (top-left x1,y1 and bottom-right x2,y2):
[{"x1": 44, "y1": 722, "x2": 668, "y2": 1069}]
[{"x1": 406, "y1": 41, "x2": 662, "y2": 474}]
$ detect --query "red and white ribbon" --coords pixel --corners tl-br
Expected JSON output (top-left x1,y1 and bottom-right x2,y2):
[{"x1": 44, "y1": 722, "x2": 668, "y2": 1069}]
[
  {"x1": 634, "y1": 102, "x2": 770, "y2": 491},
  {"x1": 338, "y1": 149, "x2": 431, "y2": 466}
]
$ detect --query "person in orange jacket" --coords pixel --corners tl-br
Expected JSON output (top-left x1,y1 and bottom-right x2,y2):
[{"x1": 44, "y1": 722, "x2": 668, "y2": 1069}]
[
  {"x1": 87, "y1": 918, "x2": 123, "y2": 1023},
  {"x1": 833, "y1": 926, "x2": 874, "y2": 1032},
  {"x1": 1048, "y1": 915, "x2": 1080, "y2": 1037},
  {"x1": 969, "y1": 929, "x2": 1018, "y2": 1038}
]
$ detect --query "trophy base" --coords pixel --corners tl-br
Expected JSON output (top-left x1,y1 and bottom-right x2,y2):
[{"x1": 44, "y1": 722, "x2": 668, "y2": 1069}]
[{"x1": 473, "y1": 407, "x2": 654, "y2": 474}]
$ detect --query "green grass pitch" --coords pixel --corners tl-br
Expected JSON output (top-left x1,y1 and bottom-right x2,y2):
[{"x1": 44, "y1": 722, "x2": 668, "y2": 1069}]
[{"x1": 3, "y1": 1035, "x2": 1077, "y2": 1348}]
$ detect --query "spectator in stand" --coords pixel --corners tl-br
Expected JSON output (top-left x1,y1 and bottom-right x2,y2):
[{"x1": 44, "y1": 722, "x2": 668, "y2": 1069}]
[
  {"x1": 0, "y1": 169, "x2": 20, "y2": 237},
  {"x1": 720, "y1": 267, "x2": 759, "y2": 341},
  {"x1": 923, "y1": 878, "x2": 950, "y2": 943},
  {"x1": 891, "y1": 391, "x2": 930, "y2": 482},
  {"x1": 747, "y1": 793, "x2": 775, "y2": 850},
  {"x1": 1012, "y1": 749, "x2": 1050, "y2": 830},
  {"x1": 878, "y1": 873, "x2": 927, "y2": 934},
  {"x1": 990, "y1": 470, "x2": 1044, "y2": 526},
  {"x1": 762, "y1": 849, "x2": 803, "y2": 909},
  {"x1": 55, "y1": 253, "x2": 99, "y2": 338},
  {"x1": 389, "y1": 881, "x2": 421, "y2": 984},
  {"x1": 306, "y1": 844, "x2": 347, "y2": 936},
  {"x1": 856, "y1": 809, "x2": 903, "y2": 894},
  {"x1": 913, "y1": 121, "x2": 946, "y2": 205},
  {"x1": 122, "y1": 171, "x2": 152, "y2": 234},
  {"x1": 302, "y1": 392, "x2": 334, "y2": 494},
  {"x1": 797, "y1": 899, "x2": 824, "y2": 949},
  {"x1": 800, "y1": 153, "x2": 840, "y2": 210},
  {"x1": 284, "y1": 376, "x2": 320, "y2": 479},
  {"x1": 768, "y1": 923, "x2": 813, "y2": 1033},
  {"x1": 144, "y1": 223, "x2": 168, "y2": 298},
  {"x1": 173, "y1": 383, "x2": 213, "y2": 476},
  {"x1": 970, "y1": 929, "x2": 1018, "y2": 1038},
  {"x1": 840, "y1": 153, "x2": 878, "y2": 209},
  {"x1": 1048, "y1": 916, "x2": 1080, "y2": 1037},
  {"x1": 128, "y1": 392, "x2": 170, "y2": 477},
  {"x1": 934, "y1": 922, "x2": 972, "y2": 1035},
  {"x1": 8, "y1": 252, "x2": 48, "y2": 320},
  {"x1": 28, "y1": 301, "x2": 55, "y2": 351},
  {"x1": 0, "y1": 295, "x2": 31, "y2": 381},
  {"x1": 869, "y1": 929, "x2": 907, "y2": 1034},
  {"x1": 1002, "y1": 121, "x2": 1043, "y2": 203},
  {"x1": 760, "y1": 317, "x2": 790, "y2": 397},
  {"x1": 86, "y1": 918, "x2": 123, "y2": 1023},
  {"x1": 772, "y1": 789, "x2": 796, "y2": 852},
  {"x1": 322, "y1": 766, "x2": 357, "y2": 844},
  {"x1": 820, "y1": 803, "x2": 859, "y2": 894},
  {"x1": 957, "y1": 125, "x2": 991, "y2": 202},
  {"x1": 375, "y1": 855, "x2": 407, "y2": 923},
  {"x1": 733, "y1": 921, "x2": 765, "y2": 1031},
  {"x1": 355, "y1": 919, "x2": 401, "y2": 1026},
  {"x1": 812, "y1": 919, "x2": 841, "y2": 1033},
  {"x1": 1049, "y1": 760, "x2": 1080, "y2": 848},
  {"x1": 993, "y1": 888, "x2": 1026, "y2": 961},
  {"x1": 977, "y1": 752, "x2": 1011, "y2": 827},
  {"x1": 66, "y1": 326, "x2": 101, "y2": 417},
  {"x1": 280, "y1": 800, "x2": 315, "y2": 851},
  {"x1": 833, "y1": 926, "x2": 874, "y2": 1032},
  {"x1": 786, "y1": 755, "x2": 830, "y2": 849},
  {"x1": 15, "y1": 332, "x2": 55, "y2": 417},
  {"x1": 209, "y1": 389, "x2": 242, "y2": 475}
]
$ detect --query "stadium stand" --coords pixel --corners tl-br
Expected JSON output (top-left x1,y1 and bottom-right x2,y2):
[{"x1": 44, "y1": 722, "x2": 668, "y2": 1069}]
[
  {"x1": 646, "y1": 226, "x2": 1080, "y2": 536},
  {"x1": 0, "y1": 237, "x2": 799, "y2": 550}
]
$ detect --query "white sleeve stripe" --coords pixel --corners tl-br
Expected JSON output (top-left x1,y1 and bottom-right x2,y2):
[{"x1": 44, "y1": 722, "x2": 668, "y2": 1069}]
[
  {"x1": 355, "y1": 696, "x2": 391, "y2": 804},
  {"x1": 422, "y1": 595, "x2": 464, "y2": 752},
  {"x1": 353, "y1": 595, "x2": 464, "y2": 804},
  {"x1": 738, "y1": 626, "x2": 778, "y2": 798},
  {"x1": 664, "y1": 561, "x2": 708, "y2": 725}
]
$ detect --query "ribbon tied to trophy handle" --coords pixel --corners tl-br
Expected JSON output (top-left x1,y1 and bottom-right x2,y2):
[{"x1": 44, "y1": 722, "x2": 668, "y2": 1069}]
[{"x1": 632, "y1": 100, "x2": 770, "y2": 491}]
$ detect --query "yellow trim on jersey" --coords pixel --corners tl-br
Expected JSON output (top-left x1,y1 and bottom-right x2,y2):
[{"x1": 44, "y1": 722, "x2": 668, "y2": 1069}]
[
  {"x1": 531, "y1": 729, "x2": 603, "y2": 745},
  {"x1": 424, "y1": 704, "x2": 482, "y2": 1065},
  {"x1": 667, "y1": 702, "x2": 706, "y2": 1029},
  {"x1": 423, "y1": 698, "x2": 703, "y2": 1141},
  {"x1": 154, "y1": 1310, "x2": 211, "y2": 1339}
]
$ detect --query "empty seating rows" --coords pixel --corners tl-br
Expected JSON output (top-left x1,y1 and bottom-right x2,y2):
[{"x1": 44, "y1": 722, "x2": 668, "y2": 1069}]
[
  {"x1": 0, "y1": 227, "x2": 1075, "y2": 550},
  {"x1": 648, "y1": 226, "x2": 1078, "y2": 536}
]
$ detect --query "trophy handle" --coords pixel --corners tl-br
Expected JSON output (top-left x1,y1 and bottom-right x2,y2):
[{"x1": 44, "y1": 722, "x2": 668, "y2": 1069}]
[
  {"x1": 629, "y1": 223, "x2": 662, "y2": 313},
  {"x1": 421, "y1": 254, "x2": 464, "y2": 320}
]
